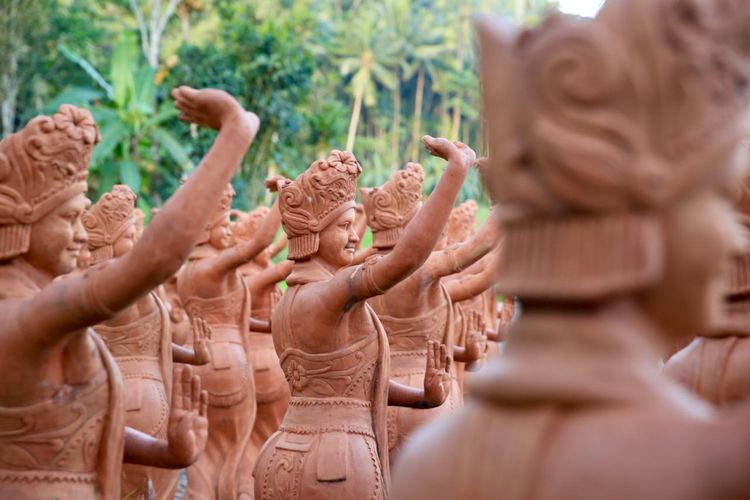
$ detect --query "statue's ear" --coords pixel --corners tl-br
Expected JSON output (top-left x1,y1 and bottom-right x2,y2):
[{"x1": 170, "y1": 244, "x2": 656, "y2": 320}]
[{"x1": 476, "y1": 16, "x2": 521, "y2": 203}]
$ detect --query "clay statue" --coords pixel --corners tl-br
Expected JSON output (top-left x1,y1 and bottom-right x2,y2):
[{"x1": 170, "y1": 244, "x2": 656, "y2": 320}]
[
  {"x1": 664, "y1": 174, "x2": 750, "y2": 405},
  {"x1": 0, "y1": 86, "x2": 259, "y2": 499},
  {"x1": 177, "y1": 183, "x2": 283, "y2": 499},
  {"x1": 253, "y1": 143, "x2": 469, "y2": 499},
  {"x1": 230, "y1": 206, "x2": 293, "y2": 465},
  {"x1": 362, "y1": 162, "x2": 497, "y2": 458},
  {"x1": 82, "y1": 184, "x2": 212, "y2": 499},
  {"x1": 443, "y1": 200, "x2": 499, "y2": 385},
  {"x1": 392, "y1": 1, "x2": 750, "y2": 499}
]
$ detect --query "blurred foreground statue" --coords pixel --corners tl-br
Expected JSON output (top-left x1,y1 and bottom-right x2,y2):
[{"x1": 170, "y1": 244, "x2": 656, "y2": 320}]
[
  {"x1": 665, "y1": 175, "x2": 750, "y2": 405},
  {"x1": 0, "y1": 86, "x2": 258, "y2": 499},
  {"x1": 393, "y1": 0, "x2": 750, "y2": 499},
  {"x1": 253, "y1": 143, "x2": 469, "y2": 499}
]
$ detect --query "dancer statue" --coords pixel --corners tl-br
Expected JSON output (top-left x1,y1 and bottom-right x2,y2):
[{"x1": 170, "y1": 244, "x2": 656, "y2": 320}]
[
  {"x1": 0, "y1": 85, "x2": 258, "y2": 499},
  {"x1": 253, "y1": 141, "x2": 469, "y2": 499}
]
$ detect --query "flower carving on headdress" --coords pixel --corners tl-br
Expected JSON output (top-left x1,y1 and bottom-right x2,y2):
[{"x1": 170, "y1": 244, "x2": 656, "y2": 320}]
[
  {"x1": 361, "y1": 162, "x2": 425, "y2": 248},
  {"x1": 326, "y1": 150, "x2": 361, "y2": 174},
  {"x1": 280, "y1": 150, "x2": 362, "y2": 260},
  {"x1": 51, "y1": 105, "x2": 100, "y2": 145}
]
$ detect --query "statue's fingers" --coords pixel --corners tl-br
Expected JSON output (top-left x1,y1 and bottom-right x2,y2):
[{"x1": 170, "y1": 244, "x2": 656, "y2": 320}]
[
  {"x1": 191, "y1": 373, "x2": 202, "y2": 410},
  {"x1": 182, "y1": 365, "x2": 193, "y2": 411},
  {"x1": 199, "y1": 390, "x2": 208, "y2": 417},
  {"x1": 172, "y1": 366, "x2": 184, "y2": 410}
]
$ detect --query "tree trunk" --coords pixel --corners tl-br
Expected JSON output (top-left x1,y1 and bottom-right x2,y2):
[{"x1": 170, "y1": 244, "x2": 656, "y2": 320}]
[
  {"x1": 0, "y1": 0, "x2": 20, "y2": 137},
  {"x1": 409, "y1": 67, "x2": 425, "y2": 161},
  {"x1": 391, "y1": 82, "x2": 401, "y2": 171},
  {"x1": 346, "y1": 87, "x2": 364, "y2": 152},
  {"x1": 450, "y1": 98, "x2": 461, "y2": 142}
]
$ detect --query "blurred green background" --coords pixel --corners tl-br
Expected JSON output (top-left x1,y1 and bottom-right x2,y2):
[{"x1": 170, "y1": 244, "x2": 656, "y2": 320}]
[{"x1": 0, "y1": 0, "x2": 557, "y2": 216}]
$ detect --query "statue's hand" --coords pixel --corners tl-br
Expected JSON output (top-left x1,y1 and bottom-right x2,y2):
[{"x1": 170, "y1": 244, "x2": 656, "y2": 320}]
[
  {"x1": 171, "y1": 86, "x2": 259, "y2": 137},
  {"x1": 422, "y1": 135, "x2": 476, "y2": 169},
  {"x1": 465, "y1": 310, "x2": 488, "y2": 360},
  {"x1": 166, "y1": 366, "x2": 209, "y2": 466},
  {"x1": 265, "y1": 175, "x2": 290, "y2": 193},
  {"x1": 423, "y1": 340, "x2": 452, "y2": 407},
  {"x1": 191, "y1": 317, "x2": 212, "y2": 365}
]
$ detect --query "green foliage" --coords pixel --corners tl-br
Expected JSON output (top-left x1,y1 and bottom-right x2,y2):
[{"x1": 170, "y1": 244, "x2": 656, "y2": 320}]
[
  {"x1": 54, "y1": 32, "x2": 191, "y2": 211},
  {"x1": 164, "y1": 3, "x2": 316, "y2": 207},
  {"x1": 10, "y1": 0, "x2": 558, "y2": 210}
]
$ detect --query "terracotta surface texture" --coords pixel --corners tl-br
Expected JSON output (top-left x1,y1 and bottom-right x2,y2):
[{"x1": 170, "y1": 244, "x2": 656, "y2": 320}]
[
  {"x1": 363, "y1": 160, "x2": 497, "y2": 459},
  {"x1": 392, "y1": 0, "x2": 750, "y2": 499},
  {"x1": 253, "y1": 143, "x2": 465, "y2": 499},
  {"x1": 665, "y1": 175, "x2": 750, "y2": 405},
  {"x1": 231, "y1": 206, "x2": 293, "y2": 468},
  {"x1": 0, "y1": 86, "x2": 258, "y2": 499}
]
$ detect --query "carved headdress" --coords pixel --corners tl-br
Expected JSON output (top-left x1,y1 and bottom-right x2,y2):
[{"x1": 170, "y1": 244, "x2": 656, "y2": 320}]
[
  {"x1": 280, "y1": 150, "x2": 361, "y2": 260},
  {"x1": 447, "y1": 200, "x2": 478, "y2": 246},
  {"x1": 0, "y1": 105, "x2": 99, "y2": 260},
  {"x1": 478, "y1": 0, "x2": 750, "y2": 301},
  {"x1": 231, "y1": 206, "x2": 270, "y2": 243},
  {"x1": 361, "y1": 162, "x2": 425, "y2": 249},
  {"x1": 82, "y1": 184, "x2": 137, "y2": 263}
]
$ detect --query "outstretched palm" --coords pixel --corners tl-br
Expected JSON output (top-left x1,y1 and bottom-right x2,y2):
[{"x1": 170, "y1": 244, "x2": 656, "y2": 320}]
[
  {"x1": 423, "y1": 340, "x2": 452, "y2": 407},
  {"x1": 167, "y1": 365, "x2": 209, "y2": 465}
]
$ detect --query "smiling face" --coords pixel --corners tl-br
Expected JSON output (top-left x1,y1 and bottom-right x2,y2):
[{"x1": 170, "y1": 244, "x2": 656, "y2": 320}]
[
  {"x1": 316, "y1": 208, "x2": 359, "y2": 270},
  {"x1": 25, "y1": 192, "x2": 90, "y2": 277}
]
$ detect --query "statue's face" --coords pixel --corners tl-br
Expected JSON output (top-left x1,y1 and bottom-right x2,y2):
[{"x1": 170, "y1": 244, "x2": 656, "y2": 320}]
[
  {"x1": 27, "y1": 192, "x2": 90, "y2": 277},
  {"x1": 318, "y1": 208, "x2": 358, "y2": 269},
  {"x1": 638, "y1": 164, "x2": 748, "y2": 346},
  {"x1": 112, "y1": 223, "x2": 136, "y2": 258},
  {"x1": 209, "y1": 214, "x2": 233, "y2": 250}
]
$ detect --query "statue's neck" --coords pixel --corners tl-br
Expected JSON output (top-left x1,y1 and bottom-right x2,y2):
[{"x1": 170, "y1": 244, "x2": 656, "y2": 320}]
[
  {"x1": 509, "y1": 299, "x2": 666, "y2": 364},
  {"x1": 12, "y1": 257, "x2": 54, "y2": 289}
]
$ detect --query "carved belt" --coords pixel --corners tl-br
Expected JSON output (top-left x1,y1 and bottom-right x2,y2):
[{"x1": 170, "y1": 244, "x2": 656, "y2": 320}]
[{"x1": 279, "y1": 397, "x2": 374, "y2": 438}]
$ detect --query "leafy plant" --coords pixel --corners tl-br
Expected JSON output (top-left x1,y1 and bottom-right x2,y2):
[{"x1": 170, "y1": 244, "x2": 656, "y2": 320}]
[{"x1": 54, "y1": 31, "x2": 191, "y2": 210}]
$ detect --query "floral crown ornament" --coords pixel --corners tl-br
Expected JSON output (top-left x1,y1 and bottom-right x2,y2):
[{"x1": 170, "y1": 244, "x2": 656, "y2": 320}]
[
  {"x1": 360, "y1": 162, "x2": 425, "y2": 249},
  {"x1": 478, "y1": 0, "x2": 750, "y2": 301},
  {"x1": 82, "y1": 184, "x2": 137, "y2": 263},
  {"x1": 0, "y1": 105, "x2": 99, "y2": 260},
  {"x1": 231, "y1": 206, "x2": 270, "y2": 243},
  {"x1": 447, "y1": 200, "x2": 478, "y2": 245},
  {"x1": 279, "y1": 150, "x2": 362, "y2": 260}
]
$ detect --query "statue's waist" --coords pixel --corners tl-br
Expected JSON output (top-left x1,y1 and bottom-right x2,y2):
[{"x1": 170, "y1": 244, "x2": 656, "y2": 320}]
[
  {"x1": 114, "y1": 357, "x2": 163, "y2": 381},
  {"x1": 279, "y1": 396, "x2": 374, "y2": 437}
]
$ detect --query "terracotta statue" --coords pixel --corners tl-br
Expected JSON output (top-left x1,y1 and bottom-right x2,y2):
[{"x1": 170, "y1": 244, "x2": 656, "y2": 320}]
[
  {"x1": 177, "y1": 183, "x2": 283, "y2": 499},
  {"x1": 443, "y1": 201, "x2": 500, "y2": 386},
  {"x1": 253, "y1": 143, "x2": 469, "y2": 499},
  {"x1": 392, "y1": 1, "x2": 750, "y2": 498},
  {"x1": 664, "y1": 175, "x2": 750, "y2": 405},
  {"x1": 362, "y1": 163, "x2": 497, "y2": 458},
  {"x1": 230, "y1": 207, "x2": 293, "y2": 465},
  {"x1": 0, "y1": 86, "x2": 258, "y2": 499},
  {"x1": 82, "y1": 184, "x2": 212, "y2": 499}
]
